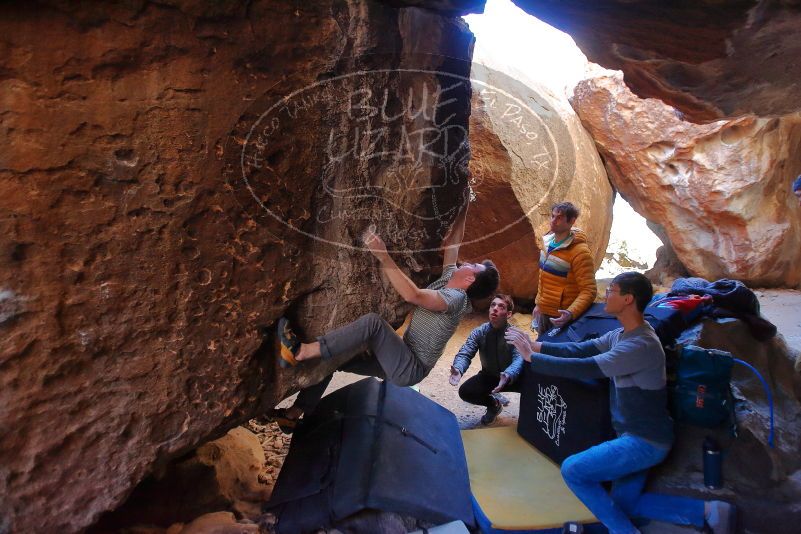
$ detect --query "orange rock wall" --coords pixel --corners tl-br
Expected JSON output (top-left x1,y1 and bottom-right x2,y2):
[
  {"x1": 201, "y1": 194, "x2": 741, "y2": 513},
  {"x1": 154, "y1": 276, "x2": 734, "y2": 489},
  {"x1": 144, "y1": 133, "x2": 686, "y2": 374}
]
[
  {"x1": 512, "y1": 0, "x2": 801, "y2": 122},
  {"x1": 463, "y1": 63, "x2": 612, "y2": 302},
  {"x1": 0, "y1": 2, "x2": 475, "y2": 531},
  {"x1": 572, "y1": 75, "x2": 801, "y2": 288}
]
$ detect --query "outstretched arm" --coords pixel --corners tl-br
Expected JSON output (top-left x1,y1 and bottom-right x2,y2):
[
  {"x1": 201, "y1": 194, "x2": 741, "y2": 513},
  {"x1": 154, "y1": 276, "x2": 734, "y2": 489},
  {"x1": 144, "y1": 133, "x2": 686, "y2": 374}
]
[
  {"x1": 452, "y1": 324, "x2": 484, "y2": 375},
  {"x1": 363, "y1": 228, "x2": 447, "y2": 312},
  {"x1": 442, "y1": 201, "x2": 468, "y2": 267}
]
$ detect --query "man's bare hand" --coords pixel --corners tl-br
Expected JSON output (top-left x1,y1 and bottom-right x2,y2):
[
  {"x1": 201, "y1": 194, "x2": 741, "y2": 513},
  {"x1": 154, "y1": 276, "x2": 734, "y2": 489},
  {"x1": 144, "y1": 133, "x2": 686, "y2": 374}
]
[
  {"x1": 505, "y1": 327, "x2": 535, "y2": 362},
  {"x1": 362, "y1": 226, "x2": 388, "y2": 260},
  {"x1": 550, "y1": 309, "x2": 573, "y2": 328},
  {"x1": 449, "y1": 366, "x2": 462, "y2": 386},
  {"x1": 492, "y1": 372, "x2": 510, "y2": 394}
]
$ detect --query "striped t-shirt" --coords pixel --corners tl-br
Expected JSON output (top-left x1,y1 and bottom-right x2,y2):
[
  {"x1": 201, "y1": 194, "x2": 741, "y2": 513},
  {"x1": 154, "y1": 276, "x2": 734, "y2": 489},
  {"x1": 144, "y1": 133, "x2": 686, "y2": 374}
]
[{"x1": 403, "y1": 264, "x2": 472, "y2": 369}]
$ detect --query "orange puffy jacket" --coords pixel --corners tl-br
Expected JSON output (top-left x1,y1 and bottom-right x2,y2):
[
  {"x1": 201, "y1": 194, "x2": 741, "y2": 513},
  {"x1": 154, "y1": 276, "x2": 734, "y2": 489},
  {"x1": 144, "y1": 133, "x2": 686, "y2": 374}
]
[{"x1": 535, "y1": 229, "x2": 597, "y2": 319}]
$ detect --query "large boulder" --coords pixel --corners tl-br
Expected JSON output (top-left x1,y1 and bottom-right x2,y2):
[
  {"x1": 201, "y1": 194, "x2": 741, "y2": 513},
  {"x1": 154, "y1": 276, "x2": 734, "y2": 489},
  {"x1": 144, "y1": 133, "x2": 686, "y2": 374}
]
[
  {"x1": 511, "y1": 0, "x2": 801, "y2": 122},
  {"x1": 571, "y1": 74, "x2": 801, "y2": 289},
  {"x1": 0, "y1": 1, "x2": 475, "y2": 531},
  {"x1": 462, "y1": 62, "x2": 613, "y2": 302},
  {"x1": 90, "y1": 427, "x2": 270, "y2": 530},
  {"x1": 166, "y1": 512, "x2": 260, "y2": 534},
  {"x1": 650, "y1": 319, "x2": 801, "y2": 533}
]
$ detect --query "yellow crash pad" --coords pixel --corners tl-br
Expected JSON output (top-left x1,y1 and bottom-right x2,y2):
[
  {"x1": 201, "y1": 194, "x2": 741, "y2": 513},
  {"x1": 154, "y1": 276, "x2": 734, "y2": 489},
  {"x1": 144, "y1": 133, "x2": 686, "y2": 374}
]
[{"x1": 461, "y1": 425, "x2": 597, "y2": 531}]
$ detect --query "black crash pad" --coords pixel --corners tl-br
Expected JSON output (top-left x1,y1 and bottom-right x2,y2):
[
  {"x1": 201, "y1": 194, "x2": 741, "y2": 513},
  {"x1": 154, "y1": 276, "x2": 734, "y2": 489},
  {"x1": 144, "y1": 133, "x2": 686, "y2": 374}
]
[{"x1": 265, "y1": 378, "x2": 475, "y2": 534}]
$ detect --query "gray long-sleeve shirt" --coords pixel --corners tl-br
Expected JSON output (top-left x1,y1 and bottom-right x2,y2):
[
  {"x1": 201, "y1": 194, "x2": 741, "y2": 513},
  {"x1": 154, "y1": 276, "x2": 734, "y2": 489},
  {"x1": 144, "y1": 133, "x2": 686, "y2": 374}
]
[
  {"x1": 452, "y1": 322, "x2": 524, "y2": 380},
  {"x1": 530, "y1": 321, "x2": 674, "y2": 446}
]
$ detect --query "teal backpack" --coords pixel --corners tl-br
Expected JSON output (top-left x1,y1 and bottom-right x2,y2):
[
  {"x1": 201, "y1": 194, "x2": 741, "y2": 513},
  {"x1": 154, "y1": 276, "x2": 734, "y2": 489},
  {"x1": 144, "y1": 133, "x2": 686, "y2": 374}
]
[{"x1": 670, "y1": 344, "x2": 774, "y2": 447}]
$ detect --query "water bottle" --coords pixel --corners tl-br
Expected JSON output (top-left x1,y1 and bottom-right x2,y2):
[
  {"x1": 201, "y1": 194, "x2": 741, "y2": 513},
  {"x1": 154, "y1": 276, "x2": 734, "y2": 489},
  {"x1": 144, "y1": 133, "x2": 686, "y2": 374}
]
[{"x1": 703, "y1": 436, "x2": 722, "y2": 489}]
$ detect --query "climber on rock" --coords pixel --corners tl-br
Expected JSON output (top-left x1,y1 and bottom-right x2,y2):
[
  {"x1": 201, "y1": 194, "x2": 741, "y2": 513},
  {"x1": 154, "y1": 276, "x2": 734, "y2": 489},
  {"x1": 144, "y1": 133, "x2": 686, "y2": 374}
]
[{"x1": 270, "y1": 201, "x2": 500, "y2": 433}]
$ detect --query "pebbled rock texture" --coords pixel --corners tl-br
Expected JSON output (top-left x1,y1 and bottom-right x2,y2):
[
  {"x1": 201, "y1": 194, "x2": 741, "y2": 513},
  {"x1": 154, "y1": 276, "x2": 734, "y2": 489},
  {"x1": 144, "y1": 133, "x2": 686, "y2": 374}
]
[
  {"x1": 0, "y1": 1, "x2": 475, "y2": 532},
  {"x1": 89, "y1": 427, "x2": 270, "y2": 531}
]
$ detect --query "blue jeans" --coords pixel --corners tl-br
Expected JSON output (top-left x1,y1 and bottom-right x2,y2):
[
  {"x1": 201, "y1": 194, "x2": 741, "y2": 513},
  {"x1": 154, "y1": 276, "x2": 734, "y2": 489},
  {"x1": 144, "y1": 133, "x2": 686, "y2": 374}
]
[{"x1": 561, "y1": 434, "x2": 705, "y2": 533}]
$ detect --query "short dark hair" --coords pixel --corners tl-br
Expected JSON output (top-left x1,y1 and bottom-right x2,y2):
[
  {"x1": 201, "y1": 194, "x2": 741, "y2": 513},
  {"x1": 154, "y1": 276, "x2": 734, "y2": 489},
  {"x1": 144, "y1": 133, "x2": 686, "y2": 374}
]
[
  {"x1": 552, "y1": 201, "x2": 579, "y2": 222},
  {"x1": 492, "y1": 293, "x2": 514, "y2": 313},
  {"x1": 467, "y1": 260, "x2": 500, "y2": 300},
  {"x1": 611, "y1": 271, "x2": 653, "y2": 312}
]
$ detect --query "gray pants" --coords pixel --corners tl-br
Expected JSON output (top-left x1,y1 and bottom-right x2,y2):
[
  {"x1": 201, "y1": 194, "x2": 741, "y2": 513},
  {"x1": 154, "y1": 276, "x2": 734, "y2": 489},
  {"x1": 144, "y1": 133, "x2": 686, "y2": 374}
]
[{"x1": 294, "y1": 313, "x2": 429, "y2": 413}]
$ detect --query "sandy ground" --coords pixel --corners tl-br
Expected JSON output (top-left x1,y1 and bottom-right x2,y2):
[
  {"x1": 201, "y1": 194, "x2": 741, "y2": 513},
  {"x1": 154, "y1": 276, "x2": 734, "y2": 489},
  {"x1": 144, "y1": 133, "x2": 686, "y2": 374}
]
[
  {"x1": 254, "y1": 289, "x2": 801, "y2": 533},
  {"x1": 754, "y1": 288, "x2": 801, "y2": 354}
]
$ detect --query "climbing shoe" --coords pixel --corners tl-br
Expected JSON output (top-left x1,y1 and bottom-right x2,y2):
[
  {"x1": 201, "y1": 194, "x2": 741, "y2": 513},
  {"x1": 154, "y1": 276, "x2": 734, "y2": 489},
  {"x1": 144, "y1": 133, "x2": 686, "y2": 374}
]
[
  {"x1": 276, "y1": 317, "x2": 300, "y2": 368},
  {"x1": 270, "y1": 408, "x2": 300, "y2": 435}
]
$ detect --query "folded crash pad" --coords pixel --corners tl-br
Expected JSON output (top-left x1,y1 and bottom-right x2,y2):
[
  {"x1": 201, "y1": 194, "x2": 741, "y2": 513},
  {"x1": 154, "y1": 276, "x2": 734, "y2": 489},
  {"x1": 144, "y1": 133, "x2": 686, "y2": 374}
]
[
  {"x1": 517, "y1": 363, "x2": 614, "y2": 465},
  {"x1": 266, "y1": 378, "x2": 475, "y2": 533},
  {"x1": 462, "y1": 425, "x2": 603, "y2": 534}
]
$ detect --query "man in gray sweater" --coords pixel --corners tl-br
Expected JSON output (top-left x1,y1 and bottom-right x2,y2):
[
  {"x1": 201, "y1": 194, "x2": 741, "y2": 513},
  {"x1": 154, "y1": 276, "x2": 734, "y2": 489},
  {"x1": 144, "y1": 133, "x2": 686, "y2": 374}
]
[{"x1": 505, "y1": 272, "x2": 735, "y2": 534}]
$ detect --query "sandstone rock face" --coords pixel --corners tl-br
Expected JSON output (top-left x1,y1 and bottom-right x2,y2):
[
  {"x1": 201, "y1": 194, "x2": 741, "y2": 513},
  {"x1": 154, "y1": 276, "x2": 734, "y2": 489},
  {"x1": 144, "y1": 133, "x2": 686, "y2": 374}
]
[
  {"x1": 462, "y1": 63, "x2": 613, "y2": 302},
  {"x1": 651, "y1": 319, "x2": 801, "y2": 533},
  {"x1": 511, "y1": 0, "x2": 801, "y2": 122},
  {"x1": 166, "y1": 511, "x2": 260, "y2": 534},
  {"x1": 571, "y1": 75, "x2": 801, "y2": 289},
  {"x1": 91, "y1": 427, "x2": 269, "y2": 530},
  {"x1": 0, "y1": 2, "x2": 475, "y2": 531}
]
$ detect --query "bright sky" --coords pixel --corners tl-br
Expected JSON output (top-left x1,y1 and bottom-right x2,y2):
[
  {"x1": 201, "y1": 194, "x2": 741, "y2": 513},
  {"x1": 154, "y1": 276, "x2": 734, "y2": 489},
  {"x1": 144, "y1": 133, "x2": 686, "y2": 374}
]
[
  {"x1": 464, "y1": 0, "x2": 662, "y2": 274},
  {"x1": 463, "y1": 0, "x2": 591, "y2": 96}
]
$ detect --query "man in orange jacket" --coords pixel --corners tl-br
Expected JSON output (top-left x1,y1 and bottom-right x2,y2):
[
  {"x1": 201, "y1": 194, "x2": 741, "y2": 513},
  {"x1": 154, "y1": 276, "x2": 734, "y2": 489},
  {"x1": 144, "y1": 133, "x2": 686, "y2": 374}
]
[{"x1": 532, "y1": 201, "x2": 597, "y2": 335}]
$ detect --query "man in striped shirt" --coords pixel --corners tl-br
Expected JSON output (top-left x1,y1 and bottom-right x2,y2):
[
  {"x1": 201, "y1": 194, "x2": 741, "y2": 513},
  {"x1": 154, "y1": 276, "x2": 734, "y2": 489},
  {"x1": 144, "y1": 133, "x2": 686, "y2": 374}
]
[{"x1": 273, "y1": 204, "x2": 500, "y2": 430}]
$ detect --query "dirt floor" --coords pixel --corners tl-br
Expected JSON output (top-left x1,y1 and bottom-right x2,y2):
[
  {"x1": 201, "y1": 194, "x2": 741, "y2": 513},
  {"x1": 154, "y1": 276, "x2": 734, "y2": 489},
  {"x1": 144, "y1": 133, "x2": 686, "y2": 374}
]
[
  {"x1": 754, "y1": 288, "x2": 801, "y2": 354},
  {"x1": 251, "y1": 288, "x2": 801, "y2": 533}
]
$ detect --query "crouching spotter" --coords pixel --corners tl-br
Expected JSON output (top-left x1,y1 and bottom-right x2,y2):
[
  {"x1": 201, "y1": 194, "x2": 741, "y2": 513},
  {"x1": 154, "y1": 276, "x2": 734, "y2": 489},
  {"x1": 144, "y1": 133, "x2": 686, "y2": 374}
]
[{"x1": 449, "y1": 294, "x2": 523, "y2": 425}]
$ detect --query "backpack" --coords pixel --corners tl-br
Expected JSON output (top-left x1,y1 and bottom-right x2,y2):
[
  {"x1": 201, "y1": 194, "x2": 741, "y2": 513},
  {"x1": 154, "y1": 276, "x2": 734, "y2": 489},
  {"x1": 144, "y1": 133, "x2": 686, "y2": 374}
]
[
  {"x1": 670, "y1": 345, "x2": 735, "y2": 428},
  {"x1": 670, "y1": 344, "x2": 775, "y2": 447}
]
